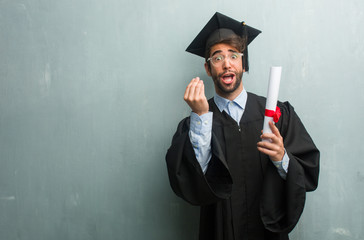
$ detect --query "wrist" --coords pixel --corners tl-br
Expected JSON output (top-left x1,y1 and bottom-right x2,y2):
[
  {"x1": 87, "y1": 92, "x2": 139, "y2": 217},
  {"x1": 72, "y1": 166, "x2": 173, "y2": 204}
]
[{"x1": 194, "y1": 110, "x2": 209, "y2": 116}]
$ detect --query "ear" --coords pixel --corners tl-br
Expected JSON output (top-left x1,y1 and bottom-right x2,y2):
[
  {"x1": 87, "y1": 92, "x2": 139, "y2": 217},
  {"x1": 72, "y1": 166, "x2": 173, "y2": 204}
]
[{"x1": 204, "y1": 62, "x2": 212, "y2": 76}]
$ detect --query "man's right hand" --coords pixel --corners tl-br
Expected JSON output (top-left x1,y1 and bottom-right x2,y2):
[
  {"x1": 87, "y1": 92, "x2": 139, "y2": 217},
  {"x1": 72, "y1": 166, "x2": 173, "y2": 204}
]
[{"x1": 184, "y1": 77, "x2": 209, "y2": 116}]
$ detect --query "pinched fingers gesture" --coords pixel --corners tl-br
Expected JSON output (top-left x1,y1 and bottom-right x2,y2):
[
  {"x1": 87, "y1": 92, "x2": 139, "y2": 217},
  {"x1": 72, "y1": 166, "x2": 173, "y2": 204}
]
[
  {"x1": 184, "y1": 77, "x2": 209, "y2": 116},
  {"x1": 257, "y1": 121, "x2": 285, "y2": 162}
]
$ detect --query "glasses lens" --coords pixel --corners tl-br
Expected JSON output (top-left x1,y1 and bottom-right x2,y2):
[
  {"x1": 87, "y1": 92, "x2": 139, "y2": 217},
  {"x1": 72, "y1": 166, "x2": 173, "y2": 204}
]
[
  {"x1": 211, "y1": 55, "x2": 224, "y2": 65},
  {"x1": 230, "y1": 53, "x2": 239, "y2": 61}
]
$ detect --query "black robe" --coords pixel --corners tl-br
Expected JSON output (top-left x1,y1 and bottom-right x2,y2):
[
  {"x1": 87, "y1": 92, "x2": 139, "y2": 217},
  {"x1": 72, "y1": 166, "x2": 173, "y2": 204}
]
[{"x1": 166, "y1": 92, "x2": 320, "y2": 240}]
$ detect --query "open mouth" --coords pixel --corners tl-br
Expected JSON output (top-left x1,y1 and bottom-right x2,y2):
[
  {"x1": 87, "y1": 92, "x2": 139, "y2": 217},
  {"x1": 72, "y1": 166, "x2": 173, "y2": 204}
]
[{"x1": 220, "y1": 72, "x2": 235, "y2": 85}]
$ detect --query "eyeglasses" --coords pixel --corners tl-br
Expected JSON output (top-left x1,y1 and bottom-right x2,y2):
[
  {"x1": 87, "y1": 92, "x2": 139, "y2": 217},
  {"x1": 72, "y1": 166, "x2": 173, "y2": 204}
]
[{"x1": 207, "y1": 52, "x2": 244, "y2": 66}]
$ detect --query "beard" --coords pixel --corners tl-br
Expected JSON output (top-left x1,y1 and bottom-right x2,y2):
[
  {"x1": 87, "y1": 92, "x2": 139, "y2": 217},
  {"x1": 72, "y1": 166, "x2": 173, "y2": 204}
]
[{"x1": 211, "y1": 70, "x2": 243, "y2": 94}]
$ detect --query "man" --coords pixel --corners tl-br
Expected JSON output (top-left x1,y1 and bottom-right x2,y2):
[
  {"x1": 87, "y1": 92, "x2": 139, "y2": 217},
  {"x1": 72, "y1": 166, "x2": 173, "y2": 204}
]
[{"x1": 166, "y1": 12, "x2": 319, "y2": 240}]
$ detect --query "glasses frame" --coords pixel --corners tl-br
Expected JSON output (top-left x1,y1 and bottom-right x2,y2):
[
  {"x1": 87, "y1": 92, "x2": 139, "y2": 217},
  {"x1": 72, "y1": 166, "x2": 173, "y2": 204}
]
[{"x1": 207, "y1": 52, "x2": 244, "y2": 66}]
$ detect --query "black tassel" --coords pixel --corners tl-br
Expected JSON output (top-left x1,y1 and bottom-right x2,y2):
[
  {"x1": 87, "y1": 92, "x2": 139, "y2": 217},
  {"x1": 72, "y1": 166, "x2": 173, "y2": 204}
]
[{"x1": 241, "y1": 21, "x2": 249, "y2": 72}]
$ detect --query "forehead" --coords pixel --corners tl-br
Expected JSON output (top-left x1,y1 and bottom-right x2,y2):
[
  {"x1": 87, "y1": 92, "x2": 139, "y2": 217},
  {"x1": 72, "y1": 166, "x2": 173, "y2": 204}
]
[{"x1": 210, "y1": 43, "x2": 239, "y2": 56}]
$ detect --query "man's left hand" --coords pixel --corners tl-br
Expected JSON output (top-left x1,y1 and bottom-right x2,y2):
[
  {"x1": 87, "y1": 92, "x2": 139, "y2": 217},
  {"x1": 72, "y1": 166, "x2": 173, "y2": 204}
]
[{"x1": 257, "y1": 121, "x2": 285, "y2": 162}]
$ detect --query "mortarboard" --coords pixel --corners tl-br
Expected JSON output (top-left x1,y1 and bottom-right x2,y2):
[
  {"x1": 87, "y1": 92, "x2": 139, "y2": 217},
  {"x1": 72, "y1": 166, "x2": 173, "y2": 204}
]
[{"x1": 186, "y1": 12, "x2": 261, "y2": 71}]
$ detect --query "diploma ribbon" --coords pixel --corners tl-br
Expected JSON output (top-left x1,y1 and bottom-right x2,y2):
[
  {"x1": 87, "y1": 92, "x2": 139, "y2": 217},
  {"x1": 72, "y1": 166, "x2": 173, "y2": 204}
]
[{"x1": 265, "y1": 106, "x2": 281, "y2": 123}]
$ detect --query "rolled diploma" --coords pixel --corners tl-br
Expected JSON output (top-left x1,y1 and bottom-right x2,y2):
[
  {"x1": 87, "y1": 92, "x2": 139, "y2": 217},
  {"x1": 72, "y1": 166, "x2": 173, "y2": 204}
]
[{"x1": 262, "y1": 66, "x2": 282, "y2": 139}]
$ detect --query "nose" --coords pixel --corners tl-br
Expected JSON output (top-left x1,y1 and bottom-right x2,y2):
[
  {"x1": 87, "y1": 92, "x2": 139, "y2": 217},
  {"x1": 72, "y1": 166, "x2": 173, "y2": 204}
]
[{"x1": 222, "y1": 58, "x2": 232, "y2": 69}]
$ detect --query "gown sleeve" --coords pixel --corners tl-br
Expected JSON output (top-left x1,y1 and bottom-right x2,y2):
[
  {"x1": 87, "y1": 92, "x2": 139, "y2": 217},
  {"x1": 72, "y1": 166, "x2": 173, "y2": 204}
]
[
  {"x1": 260, "y1": 101, "x2": 320, "y2": 233},
  {"x1": 165, "y1": 117, "x2": 233, "y2": 206}
]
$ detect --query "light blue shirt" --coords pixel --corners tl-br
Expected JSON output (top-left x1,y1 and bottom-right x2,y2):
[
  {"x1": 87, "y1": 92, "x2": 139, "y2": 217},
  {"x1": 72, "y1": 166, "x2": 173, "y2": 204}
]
[{"x1": 189, "y1": 89, "x2": 289, "y2": 179}]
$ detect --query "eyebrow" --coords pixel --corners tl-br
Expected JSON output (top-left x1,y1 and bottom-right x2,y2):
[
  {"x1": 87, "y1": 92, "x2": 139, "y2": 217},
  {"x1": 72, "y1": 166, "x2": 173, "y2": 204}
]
[{"x1": 211, "y1": 49, "x2": 239, "y2": 57}]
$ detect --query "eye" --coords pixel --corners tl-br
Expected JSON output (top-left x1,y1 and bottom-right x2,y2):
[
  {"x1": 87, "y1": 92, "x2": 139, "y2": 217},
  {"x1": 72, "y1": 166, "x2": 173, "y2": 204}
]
[
  {"x1": 213, "y1": 55, "x2": 223, "y2": 62},
  {"x1": 230, "y1": 53, "x2": 239, "y2": 60}
]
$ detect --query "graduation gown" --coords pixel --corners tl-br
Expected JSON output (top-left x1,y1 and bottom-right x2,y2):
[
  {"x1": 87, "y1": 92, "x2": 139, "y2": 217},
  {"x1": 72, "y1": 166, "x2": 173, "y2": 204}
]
[{"x1": 166, "y1": 92, "x2": 320, "y2": 240}]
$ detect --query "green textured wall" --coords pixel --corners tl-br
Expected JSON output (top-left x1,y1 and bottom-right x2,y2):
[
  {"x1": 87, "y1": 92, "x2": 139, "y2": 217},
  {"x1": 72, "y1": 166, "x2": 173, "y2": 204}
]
[{"x1": 0, "y1": 0, "x2": 363, "y2": 239}]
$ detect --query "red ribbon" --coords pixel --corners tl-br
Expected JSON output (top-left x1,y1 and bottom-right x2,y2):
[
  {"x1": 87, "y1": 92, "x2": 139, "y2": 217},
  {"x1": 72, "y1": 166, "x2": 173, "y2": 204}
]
[{"x1": 265, "y1": 106, "x2": 281, "y2": 123}]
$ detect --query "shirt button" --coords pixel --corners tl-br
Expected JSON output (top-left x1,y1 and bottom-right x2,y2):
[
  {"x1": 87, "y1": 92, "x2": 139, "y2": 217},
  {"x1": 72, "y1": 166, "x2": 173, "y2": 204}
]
[{"x1": 197, "y1": 121, "x2": 201, "y2": 125}]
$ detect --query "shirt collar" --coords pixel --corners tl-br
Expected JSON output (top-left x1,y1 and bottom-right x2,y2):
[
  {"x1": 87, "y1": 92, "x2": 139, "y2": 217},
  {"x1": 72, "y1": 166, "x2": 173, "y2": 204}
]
[{"x1": 214, "y1": 88, "x2": 248, "y2": 112}]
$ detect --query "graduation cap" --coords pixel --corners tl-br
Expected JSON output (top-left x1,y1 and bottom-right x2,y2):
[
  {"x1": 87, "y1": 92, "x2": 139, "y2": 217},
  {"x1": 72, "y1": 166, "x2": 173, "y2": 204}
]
[{"x1": 186, "y1": 12, "x2": 261, "y2": 71}]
